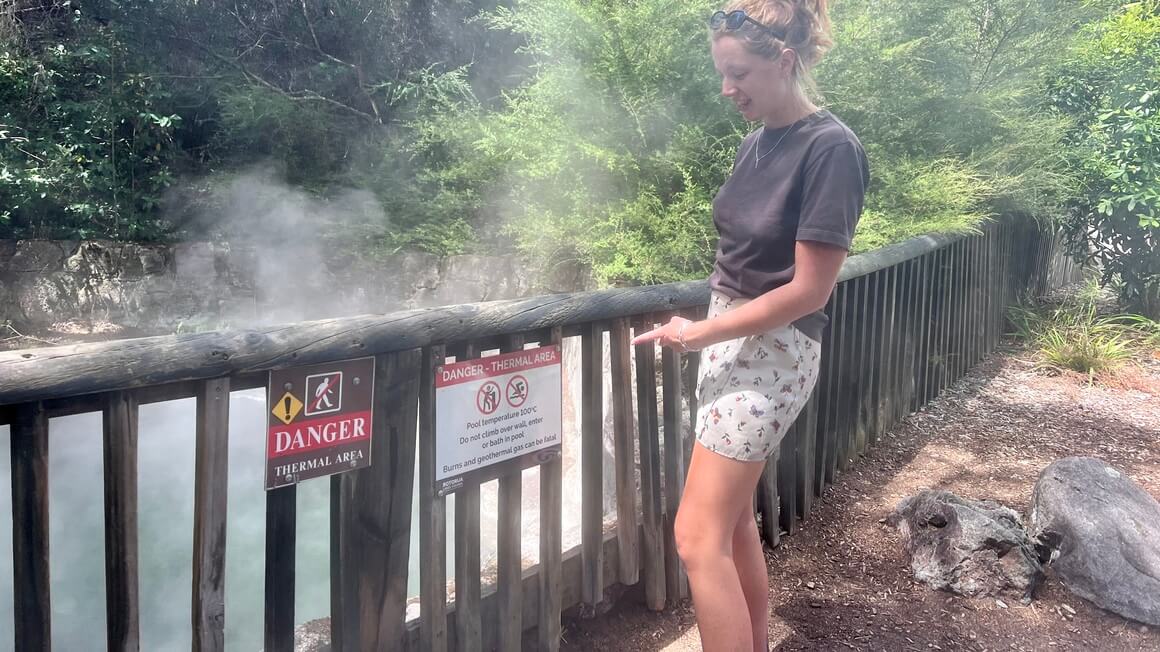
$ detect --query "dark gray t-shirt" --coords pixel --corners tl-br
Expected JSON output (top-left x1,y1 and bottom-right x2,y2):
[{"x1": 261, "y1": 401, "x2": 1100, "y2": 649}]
[{"x1": 708, "y1": 110, "x2": 869, "y2": 341}]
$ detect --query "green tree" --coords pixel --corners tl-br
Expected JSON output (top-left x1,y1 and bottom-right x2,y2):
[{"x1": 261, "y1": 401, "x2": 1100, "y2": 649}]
[
  {"x1": 1047, "y1": 0, "x2": 1160, "y2": 317},
  {"x1": 0, "y1": 4, "x2": 181, "y2": 239},
  {"x1": 435, "y1": 0, "x2": 1090, "y2": 283}
]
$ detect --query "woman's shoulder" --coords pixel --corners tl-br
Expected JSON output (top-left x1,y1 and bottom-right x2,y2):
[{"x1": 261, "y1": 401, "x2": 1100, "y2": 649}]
[{"x1": 802, "y1": 110, "x2": 864, "y2": 155}]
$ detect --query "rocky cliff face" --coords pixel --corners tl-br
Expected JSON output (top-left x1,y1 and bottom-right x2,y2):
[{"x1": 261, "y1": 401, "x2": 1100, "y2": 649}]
[{"x1": 0, "y1": 240, "x2": 589, "y2": 337}]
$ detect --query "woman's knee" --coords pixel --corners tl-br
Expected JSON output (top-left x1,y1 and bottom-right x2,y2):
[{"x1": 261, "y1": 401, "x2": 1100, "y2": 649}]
[{"x1": 675, "y1": 503, "x2": 730, "y2": 571}]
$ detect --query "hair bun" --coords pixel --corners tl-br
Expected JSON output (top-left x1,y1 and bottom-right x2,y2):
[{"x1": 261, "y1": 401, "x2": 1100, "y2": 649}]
[{"x1": 716, "y1": 0, "x2": 833, "y2": 72}]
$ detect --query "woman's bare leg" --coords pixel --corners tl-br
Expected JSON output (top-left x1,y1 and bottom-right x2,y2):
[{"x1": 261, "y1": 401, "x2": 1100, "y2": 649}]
[
  {"x1": 733, "y1": 511, "x2": 770, "y2": 651},
  {"x1": 675, "y1": 442, "x2": 767, "y2": 652}
]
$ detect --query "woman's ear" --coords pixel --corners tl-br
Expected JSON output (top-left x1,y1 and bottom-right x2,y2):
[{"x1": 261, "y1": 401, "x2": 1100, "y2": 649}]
[{"x1": 778, "y1": 48, "x2": 799, "y2": 78}]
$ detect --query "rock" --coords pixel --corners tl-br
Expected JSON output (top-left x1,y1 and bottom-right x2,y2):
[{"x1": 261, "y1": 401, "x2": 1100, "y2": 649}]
[
  {"x1": 0, "y1": 241, "x2": 17, "y2": 272},
  {"x1": 292, "y1": 617, "x2": 331, "y2": 652},
  {"x1": 888, "y1": 490, "x2": 1043, "y2": 600},
  {"x1": 174, "y1": 242, "x2": 220, "y2": 288},
  {"x1": 0, "y1": 238, "x2": 587, "y2": 337},
  {"x1": 9, "y1": 241, "x2": 71, "y2": 273},
  {"x1": 1029, "y1": 456, "x2": 1160, "y2": 626}
]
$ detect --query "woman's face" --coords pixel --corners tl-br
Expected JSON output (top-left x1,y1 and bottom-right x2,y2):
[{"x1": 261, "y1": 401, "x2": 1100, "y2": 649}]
[{"x1": 710, "y1": 35, "x2": 794, "y2": 124}]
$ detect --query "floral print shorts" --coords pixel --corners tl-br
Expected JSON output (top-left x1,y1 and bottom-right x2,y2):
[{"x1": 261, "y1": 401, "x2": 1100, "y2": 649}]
[{"x1": 695, "y1": 291, "x2": 822, "y2": 462}]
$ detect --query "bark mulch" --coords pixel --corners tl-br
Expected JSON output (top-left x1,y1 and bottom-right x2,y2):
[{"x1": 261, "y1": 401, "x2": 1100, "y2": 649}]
[{"x1": 558, "y1": 340, "x2": 1160, "y2": 651}]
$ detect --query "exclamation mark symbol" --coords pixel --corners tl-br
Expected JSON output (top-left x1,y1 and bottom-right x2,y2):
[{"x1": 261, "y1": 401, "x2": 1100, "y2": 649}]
[{"x1": 283, "y1": 395, "x2": 293, "y2": 422}]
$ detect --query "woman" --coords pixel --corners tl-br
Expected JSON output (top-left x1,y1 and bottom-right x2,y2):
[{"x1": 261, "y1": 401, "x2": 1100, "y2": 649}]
[{"x1": 632, "y1": 1, "x2": 868, "y2": 649}]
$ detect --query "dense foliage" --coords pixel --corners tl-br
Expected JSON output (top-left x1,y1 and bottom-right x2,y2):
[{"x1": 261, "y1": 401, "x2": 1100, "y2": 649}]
[
  {"x1": 1047, "y1": 0, "x2": 1160, "y2": 317},
  {"x1": 1, "y1": 0, "x2": 1155, "y2": 296}
]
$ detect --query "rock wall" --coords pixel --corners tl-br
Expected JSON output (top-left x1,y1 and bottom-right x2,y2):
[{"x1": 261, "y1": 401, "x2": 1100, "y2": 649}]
[{"x1": 0, "y1": 240, "x2": 590, "y2": 335}]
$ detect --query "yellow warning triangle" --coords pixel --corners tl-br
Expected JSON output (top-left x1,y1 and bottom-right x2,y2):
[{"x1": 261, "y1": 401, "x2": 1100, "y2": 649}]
[{"x1": 272, "y1": 391, "x2": 303, "y2": 425}]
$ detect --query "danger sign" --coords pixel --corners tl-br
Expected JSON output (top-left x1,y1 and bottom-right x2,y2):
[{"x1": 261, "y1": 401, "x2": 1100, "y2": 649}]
[
  {"x1": 266, "y1": 357, "x2": 375, "y2": 490},
  {"x1": 434, "y1": 344, "x2": 562, "y2": 495}
]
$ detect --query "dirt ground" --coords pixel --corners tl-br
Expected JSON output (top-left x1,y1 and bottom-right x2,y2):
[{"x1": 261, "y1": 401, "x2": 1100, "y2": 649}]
[{"x1": 558, "y1": 340, "x2": 1160, "y2": 652}]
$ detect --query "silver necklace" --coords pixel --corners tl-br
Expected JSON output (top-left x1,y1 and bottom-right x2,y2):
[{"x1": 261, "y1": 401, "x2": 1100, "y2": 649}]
[{"x1": 754, "y1": 122, "x2": 802, "y2": 168}]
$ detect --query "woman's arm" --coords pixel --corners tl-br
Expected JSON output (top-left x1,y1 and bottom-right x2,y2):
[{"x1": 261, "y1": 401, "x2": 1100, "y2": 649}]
[{"x1": 632, "y1": 240, "x2": 847, "y2": 350}]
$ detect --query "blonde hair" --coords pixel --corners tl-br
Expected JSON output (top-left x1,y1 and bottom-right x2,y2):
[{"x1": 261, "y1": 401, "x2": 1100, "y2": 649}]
[{"x1": 711, "y1": 0, "x2": 833, "y2": 87}]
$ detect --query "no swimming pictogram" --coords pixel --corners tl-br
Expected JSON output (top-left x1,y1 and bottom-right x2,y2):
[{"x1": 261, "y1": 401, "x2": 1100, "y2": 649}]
[{"x1": 506, "y1": 374, "x2": 528, "y2": 408}]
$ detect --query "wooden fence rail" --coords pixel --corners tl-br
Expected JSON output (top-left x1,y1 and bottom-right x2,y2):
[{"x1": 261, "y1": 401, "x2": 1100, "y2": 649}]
[{"x1": 0, "y1": 217, "x2": 1082, "y2": 651}]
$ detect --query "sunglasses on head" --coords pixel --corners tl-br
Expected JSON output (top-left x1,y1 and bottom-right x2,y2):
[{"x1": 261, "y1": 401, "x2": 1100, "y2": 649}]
[{"x1": 709, "y1": 10, "x2": 786, "y2": 41}]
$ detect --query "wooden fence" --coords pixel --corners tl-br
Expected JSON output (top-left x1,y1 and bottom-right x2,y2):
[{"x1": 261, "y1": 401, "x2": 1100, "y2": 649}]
[{"x1": 0, "y1": 217, "x2": 1082, "y2": 651}]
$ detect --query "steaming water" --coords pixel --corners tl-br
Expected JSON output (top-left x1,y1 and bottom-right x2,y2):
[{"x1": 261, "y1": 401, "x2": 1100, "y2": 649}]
[
  {"x1": 0, "y1": 341, "x2": 597, "y2": 650},
  {"x1": 0, "y1": 392, "x2": 339, "y2": 650}
]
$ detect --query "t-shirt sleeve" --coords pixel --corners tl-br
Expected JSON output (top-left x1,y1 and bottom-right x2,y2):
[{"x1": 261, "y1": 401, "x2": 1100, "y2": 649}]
[{"x1": 796, "y1": 141, "x2": 868, "y2": 251}]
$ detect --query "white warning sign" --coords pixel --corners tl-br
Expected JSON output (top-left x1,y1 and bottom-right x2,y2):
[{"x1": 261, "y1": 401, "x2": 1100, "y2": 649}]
[{"x1": 434, "y1": 344, "x2": 562, "y2": 495}]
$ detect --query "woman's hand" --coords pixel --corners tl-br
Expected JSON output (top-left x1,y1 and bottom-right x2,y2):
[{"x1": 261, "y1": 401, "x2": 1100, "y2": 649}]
[{"x1": 631, "y1": 316, "x2": 697, "y2": 351}]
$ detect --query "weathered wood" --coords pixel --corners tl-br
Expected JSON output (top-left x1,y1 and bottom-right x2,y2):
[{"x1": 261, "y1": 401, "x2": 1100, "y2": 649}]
[
  {"x1": 838, "y1": 281, "x2": 856, "y2": 472},
  {"x1": 0, "y1": 282, "x2": 706, "y2": 405},
  {"x1": 924, "y1": 251, "x2": 941, "y2": 406},
  {"x1": 633, "y1": 317, "x2": 666, "y2": 611},
  {"x1": 850, "y1": 276, "x2": 867, "y2": 456},
  {"x1": 451, "y1": 342, "x2": 482, "y2": 652},
  {"x1": 192, "y1": 378, "x2": 230, "y2": 652},
  {"x1": 758, "y1": 450, "x2": 779, "y2": 547},
  {"x1": 956, "y1": 240, "x2": 969, "y2": 382},
  {"x1": 453, "y1": 494, "x2": 482, "y2": 646},
  {"x1": 103, "y1": 390, "x2": 140, "y2": 652},
  {"x1": 581, "y1": 322, "x2": 604, "y2": 607},
  {"x1": 965, "y1": 238, "x2": 978, "y2": 368},
  {"x1": 11, "y1": 402, "x2": 50, "y2": 652},
  {"x1": 419, "y1": 344, "x2": 448, "y2": 652},
  {"x1": 405, "y1": 522, "x2": 653, "y2": 650},
  {"x1": 661, "y1": 346, "x2": 688, "y2": 600},
  {"x1": 838, "y1": 282, "x2": 859, "y2": 474},
  {"x1": 915, "y1": 253, "x2": 934, "y2": 411},
  {"x1": 795, "y1": 359, "x2": 818, "y2": 517},
  {"x1": 940, "y1": 245, "x2": 955, "y2": 396},
  {"x1": 799, "y1": 392, "x2": 820, "y2": 516},
  {"x1": 814, "y1": 294, "x2": 838, "y2": 494},
  {"x1": 896, "y1": 262, "x2": 916, "y2": 424},
  {"x1": 985, "y1": 227, "x2": 997, "y2": 355},
  {"x1": 777, "y1": 420, "x2": 798, "y2": 535},
  {"x1": 921, "y1": 251, "x2": 937, "y2": 405},
  {"x1": 0, "y1": 375, "x2": 270, "y2": 428},
  {"x1": 853, "y1": 275, "x2": 871, "y2": 455},
  {"x1": 264, "y1": 485, "x2": 296, "y2": 652},
  {"x1": 974, "y1": 235, "x2": 987, "y2": 364},
  {"x1": 683, "y1": 336, "x2": 700, "y2": 477},
  {"x1": 961, "y1": 239, "x2": 974, "y2": 371},
  {"x1": 537, "y1": 326, "x2": 565, "y2": 651},
  {"x1": 337, "y1": 350, "x2": 422, "y2": 651},
  {"x1": 867, "y1": 267, "x2": 881, "y2": 440},
  {"x1": 864, "y1": 271, "x2": 883, "y2": 445},
  {"x1": 938, "y1": 244, "x2": 954, "y2": 395},
  {"x1": 995, "y1": 223, "x2": 1007, "y2": 349},
  {"x1": 885, "y1": 267, "x2": 902, "y2": 426},
  {"x1": 331, "y1": 474, "x2": 350, "y2": 652},
  {"x1": 891, "y1": 265, "x2": 908, "y2": 424},
  {"x1": 497, "y1": 334, "x2": 525, "y2": 651},
  {"x1": 875, "y1": 268, "x2": 895, "y2": 436},
  {"x1": 892, "y1": 265, "x2": 910, "y2": 426},
  {"x1": 954, "y1": 240, "x2": 968, "y2": 382},
  {"x1": 0, "y1": 231, "x2": 973, "y2": 408},
  {"x1": 908, "y1": 259, "x2": 923, "y2": 412},
  {"x1": 609, "y1": 318, "x2": 640, "y2": 586},
  {"x1": 823, "y1": 286, "x2": 842, "y2": 482},
  {"x1": 836, "y1": 231, "x2": 964, "y2": 283}
]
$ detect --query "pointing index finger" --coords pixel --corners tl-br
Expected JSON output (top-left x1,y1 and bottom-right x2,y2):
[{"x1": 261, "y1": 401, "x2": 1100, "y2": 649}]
[{"x1": 631, "y1": 327, "x2": 663, "y2": 346}]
